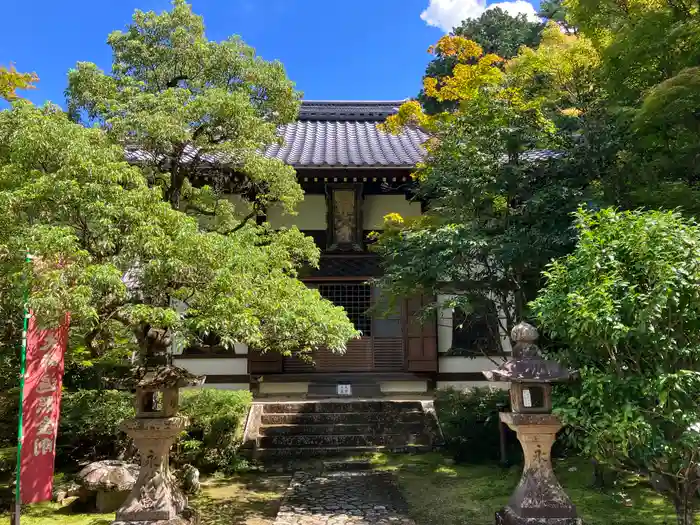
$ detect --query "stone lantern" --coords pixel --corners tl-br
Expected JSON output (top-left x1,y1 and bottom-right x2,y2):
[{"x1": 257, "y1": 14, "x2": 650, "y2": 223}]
[
  {"x1": 483, "y1": 322, "x2": 582, "y2": 525},
  {"x1": 112, "y1": 365, "x2": 204, "y2": 525}
]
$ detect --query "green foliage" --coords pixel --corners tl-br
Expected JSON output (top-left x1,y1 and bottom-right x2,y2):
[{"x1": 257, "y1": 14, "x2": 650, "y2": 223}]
[
  {"x1": 176, "y1": 389, "x2": 252, "y2": 474},
  {"x1": 506, "y1": 22, "x2": 600, "y2": 120},
  {"x1": 0, "y1": 393, "x2": 17, "y2": 449},
  {"x1": 565, "y1": 0, "x2": 700, "y2": 105},
  {"x1": 419, "y1": 8, "x2": 543, "y2": 114},
  {"x1": 435, "y1": 387, "x2": 518, "y2": 464},
  {"x1": 374, "y1": 91, "x2": 591, "y2": 332},
  {"x1": 632, "y1": 67, "x2": 700, "y2": 185},
  {"x1": 54, "y1": 388, "x2": 251, "y2": 473},
  {"x1": 66, "y1": 0, "x2": 301, "y2": 217},
  {"x1": 0, "y1": 447, "x2": 16, "y2": 477},
  {"x1": 57, "y1": 390, "x2": 134, "y2": 466},
  {"x1": 0, "y1": 102, "x2": 357, "y2": 366},
  {"x1": 532, "y1": 207, "x2": 700, "y2": 522},
  {"x1": 538, "y1": 0, "x2": 575, "y2": 33},
  {"x1": 455, "y1": 8, "x2": 543, "y2": 59}
]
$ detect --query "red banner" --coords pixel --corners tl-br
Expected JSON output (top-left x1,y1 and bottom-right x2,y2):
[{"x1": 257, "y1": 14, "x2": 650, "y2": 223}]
[{"x1": 20, "y1": 313, "x2": 70, "y2": 504}]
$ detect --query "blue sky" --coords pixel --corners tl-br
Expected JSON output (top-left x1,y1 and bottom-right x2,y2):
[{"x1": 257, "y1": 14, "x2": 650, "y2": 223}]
[{"x1": 1, "y1": 0, "x2": 540, "y2": 107}]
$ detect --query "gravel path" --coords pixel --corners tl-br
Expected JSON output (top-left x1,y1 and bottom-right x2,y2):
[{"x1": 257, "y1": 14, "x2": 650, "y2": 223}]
[{"x1": 273, "y1": 470, "x2": 416, "y2": 525}]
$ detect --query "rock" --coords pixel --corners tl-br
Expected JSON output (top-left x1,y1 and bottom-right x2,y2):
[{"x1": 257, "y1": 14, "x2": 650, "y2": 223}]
[
  {"x1": 52, "y1": 482, "x2": 83, "y2": 503},
  {"x1": 77, "y1": 460, "x2": 138, "y2": 513},
  {"x1": 179, "y1": 464, "x2": 201, "y2": 495}
]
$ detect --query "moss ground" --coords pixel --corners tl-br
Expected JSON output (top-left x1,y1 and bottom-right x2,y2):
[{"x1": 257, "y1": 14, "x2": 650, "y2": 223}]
[{"x1": 367, "y1": 452, "x2": 689, "y2": 525}]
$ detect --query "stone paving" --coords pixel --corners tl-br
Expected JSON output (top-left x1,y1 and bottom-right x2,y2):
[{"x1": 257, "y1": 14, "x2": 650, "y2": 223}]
[{"x1": 273, "y1": 471, "x2": 416, "y2": 525}]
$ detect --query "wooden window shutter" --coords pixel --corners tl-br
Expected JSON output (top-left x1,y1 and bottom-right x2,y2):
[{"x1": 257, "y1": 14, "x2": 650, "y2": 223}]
[
  {"x1": 405, "y1": 295, "x2": 438, "y2": 372},
  {"x1": 249, "y1": 349, "x2": 283, "y2": 374}
]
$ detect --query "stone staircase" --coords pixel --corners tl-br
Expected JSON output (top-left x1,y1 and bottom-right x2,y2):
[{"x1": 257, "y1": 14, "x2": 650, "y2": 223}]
[{"x1": 246, "y1": 400, "x2": 441, "y2": 460}]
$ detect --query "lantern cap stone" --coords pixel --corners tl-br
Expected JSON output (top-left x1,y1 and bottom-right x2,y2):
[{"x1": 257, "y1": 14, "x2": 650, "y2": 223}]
[
  {"x1": 483, "y1": 358, "x2": 572, "y2": 383},
  {"x1": 135, "y1": 365, "x2": 205, "y2": 390},
  {"x1": 483, "y1": 321, "x2": 573, "y2": 383}
]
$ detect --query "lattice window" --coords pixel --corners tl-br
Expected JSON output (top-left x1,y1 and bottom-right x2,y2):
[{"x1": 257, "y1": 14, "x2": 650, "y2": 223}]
[{"x1": 318, "y1": 283, "x2": 372, "y2": 336}]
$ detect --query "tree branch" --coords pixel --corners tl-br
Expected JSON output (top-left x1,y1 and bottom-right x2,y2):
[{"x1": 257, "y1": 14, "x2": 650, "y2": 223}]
[{"x1": 166, "y1": 75, "x2": 189, "y2": 88}]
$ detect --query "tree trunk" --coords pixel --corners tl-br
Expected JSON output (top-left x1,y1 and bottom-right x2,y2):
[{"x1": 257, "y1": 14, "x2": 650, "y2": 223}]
[{"x1": 673, "y1": 497, "x2": 695, "y2": 525}]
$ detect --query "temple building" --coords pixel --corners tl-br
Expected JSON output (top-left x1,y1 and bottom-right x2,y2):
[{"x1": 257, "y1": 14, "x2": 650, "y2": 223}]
[{"x1": 174, "y1": 100, "x2": 511, "y2": 396}]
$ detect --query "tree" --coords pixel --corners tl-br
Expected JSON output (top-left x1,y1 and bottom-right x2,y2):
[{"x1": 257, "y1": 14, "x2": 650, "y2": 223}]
[
  {"x1": 0, "y1": 63, "x2": 38, "y2": 102},
  {"x1": 531, "y1": 207, "x2": 700, "y2": 525},
  {"x1": 565, "y1": 0, "x2": 700, "y2": 105},
  {"x1": 0, "y1": 102, "x2": 357, "y2": 375},
  {"x1": 66, "y1": 0, "x2": 301, "y2": 223},
  {"x1": 418, "y1": 8, "x2": 543, "y2": 114},
  {"x1": 538, "y1": 0, "x2": 575, "y2": 33},
  {"x1": 631, "y1": 67, "x2": 700, "y2": 190},
  {"x1": 376, "y1": 37, "x2": 600, "y2": 352},
  {"x1": 557, "y1": 0, "x2": 700, "y2": 213},
  {"x1": 507, "y1": 22, "x2": 600, "y2": 121},
  {"x1": 375, "y1": 91, "x2": 594, "y2": 348}
]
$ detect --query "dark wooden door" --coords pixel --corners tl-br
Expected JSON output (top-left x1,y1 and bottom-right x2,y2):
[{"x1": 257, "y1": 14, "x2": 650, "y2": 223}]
[{"x1": 405, "y1": 295, "x2": 438, "y2": 372}]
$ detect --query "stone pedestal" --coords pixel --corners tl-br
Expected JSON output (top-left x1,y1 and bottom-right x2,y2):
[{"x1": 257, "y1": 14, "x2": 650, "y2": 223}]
[
  {"x1": 112, "y1": 416, "x2": 197, "y2": 525},
  {"x1": 496, "y1": 413, "x2": 582, "y2": 525}
]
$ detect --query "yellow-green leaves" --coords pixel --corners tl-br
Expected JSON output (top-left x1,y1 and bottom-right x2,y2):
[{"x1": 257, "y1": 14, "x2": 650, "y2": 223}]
[
  {"x1": 0, "y1": 63, "x2": 38, "y2": 102},
  {"x1": 507, "y1": 22, "x2": 600, "y2": 115}
]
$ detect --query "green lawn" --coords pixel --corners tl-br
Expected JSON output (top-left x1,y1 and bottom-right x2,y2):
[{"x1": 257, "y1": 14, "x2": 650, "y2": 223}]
[
  {"x1": 0, "y1": 473, "x2": 289, "y2": 525},
  {"x1": 369, "y1": 453, "x2": 689, "y2": 525}
]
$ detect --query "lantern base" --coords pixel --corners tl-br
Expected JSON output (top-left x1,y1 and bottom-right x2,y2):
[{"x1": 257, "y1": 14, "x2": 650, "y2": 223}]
[
  {"x1": 498, "y1": 413, "x2": 582, "y2": 525},
  {"x1": 496, "y1": 506, "x2": 583, "y2": 524}
]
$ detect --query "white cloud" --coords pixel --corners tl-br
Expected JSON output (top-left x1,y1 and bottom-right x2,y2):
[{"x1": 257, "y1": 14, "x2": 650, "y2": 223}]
[
  {"x1": 489, "y1": 1, "x2": 539, "y2": 21},
  {"x1": 420, "y1": 0, "x2": 540, "y2": 32}
]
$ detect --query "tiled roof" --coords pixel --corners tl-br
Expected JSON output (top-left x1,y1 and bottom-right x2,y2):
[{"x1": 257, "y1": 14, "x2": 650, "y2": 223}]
[
  {"x1": 263, "y1": 101, "x2": 428, "y2": 169},
  {"x1": 125, "y1": 101, "x2": 560, "y2": 171}
]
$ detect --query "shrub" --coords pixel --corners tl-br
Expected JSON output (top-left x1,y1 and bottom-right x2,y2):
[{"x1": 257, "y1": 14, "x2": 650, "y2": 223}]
[
  {"x1": 435, "y1": 387, "x2": 521, "y2": 464},
  {"x1": 532, "y1": 208, "x2": 700, "y2": 523},
  {"x1": 57, "y1": 389, "x2": 134, "y2": 467},
  {"x1": 175, "y1": 389, "x2": 252, "y2": 474},
  {"x1": 0, "y1": 393, "x2": 18, "y2": 448},
  {"x1": 7, "y1": 387, "x2": 252, "y2": 474},
  {"x1": 0, "y1": 447, "x2": 16, "y2": 477}
]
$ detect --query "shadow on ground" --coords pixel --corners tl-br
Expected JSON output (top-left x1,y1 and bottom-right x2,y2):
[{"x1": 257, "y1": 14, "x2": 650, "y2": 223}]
[{"x1": 192, "y1": 473, "x2": 290, "y2": 525}]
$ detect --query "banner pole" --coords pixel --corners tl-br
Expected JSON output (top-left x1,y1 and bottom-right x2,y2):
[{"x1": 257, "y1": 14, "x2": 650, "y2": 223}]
[{"x1": 13, "y1": 253, "x2": 31, "y2": 525}]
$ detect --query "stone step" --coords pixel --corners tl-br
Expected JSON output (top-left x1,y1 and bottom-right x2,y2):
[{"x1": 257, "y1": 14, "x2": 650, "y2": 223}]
[
  {"x1": 323, "y1": 459, "x2": 374, "y2": 472},
  {"x1": 259, "y1": 433, "x2": 432, "y2": 448},
  {"x1": 260, "y1": 411, "x2": 426, "y2": 426},
  {"x1": 254, "y1": 444, "x2": 431, "y2": 460},
  {"x1": 261, "y1": 401, "x2": 424, "y2": 414},
  {"x1": 259, "y1": 422, "x2": 427, "y2": 436}
]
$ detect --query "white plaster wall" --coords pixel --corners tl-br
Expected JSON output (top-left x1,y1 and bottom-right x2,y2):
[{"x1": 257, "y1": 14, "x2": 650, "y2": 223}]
[
  {"x1": 380, "y1": 381, "x2": 428, "y2": 394},
  {"x1": 173, "y1": 358, "x2": 247, "y2": 377},
  {"x1": 363, "y1": 195, "x2": 422, "y2": 230},
  {"x1": 224, "y1": 194, "x2": 253, "y2": 217},
  {"x1": 259, "y1": 382, "x2": 309, "y2": 395},
  {"x1": 198, "y1": 383, "x2": 250, "y2": 391},
  {"x1": 437, "y1": 294, "x2": 455, "y2": 353},
  {"x1": 439, "y1": 356, "x2": 504, "y2": 374},
  {"x1": 437, "y1": 381, "x2": 509, "y2": 391},
  {"x1": 267, "y1": 195, "x2": 327, "y2": 230}
]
